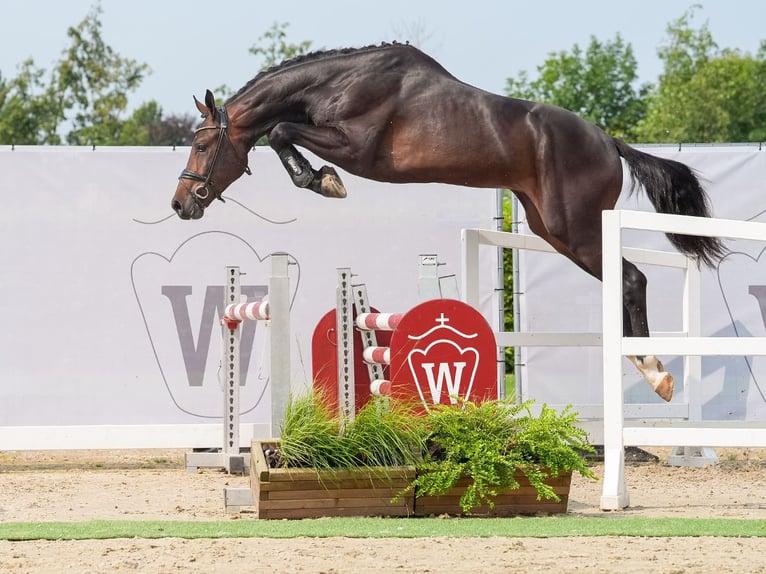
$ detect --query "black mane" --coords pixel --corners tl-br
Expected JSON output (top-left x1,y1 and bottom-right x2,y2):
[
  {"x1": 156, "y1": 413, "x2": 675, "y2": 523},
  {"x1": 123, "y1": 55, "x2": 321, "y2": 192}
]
[{"x1": 227, "y1": 42, "x2": 412, "y2": 103}]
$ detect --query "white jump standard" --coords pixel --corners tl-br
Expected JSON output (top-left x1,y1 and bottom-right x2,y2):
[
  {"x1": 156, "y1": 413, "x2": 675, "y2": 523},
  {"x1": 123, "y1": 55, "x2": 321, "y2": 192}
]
[
  {"x1": 185, "y1": 254, "x2": 291, "y2": 475},
  {"x1": 600, "y1": 210, "x2": 766, "y2": 510}
]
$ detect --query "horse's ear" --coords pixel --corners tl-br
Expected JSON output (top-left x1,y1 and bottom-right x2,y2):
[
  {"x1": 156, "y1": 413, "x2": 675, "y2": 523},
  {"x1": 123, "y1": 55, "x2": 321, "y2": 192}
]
[
  {"x1": 193, "y1": 95, "x2": 208, "y2": 117},
  {"x1": 204, "y1": 89, "x2": 217, "y2": 114}
]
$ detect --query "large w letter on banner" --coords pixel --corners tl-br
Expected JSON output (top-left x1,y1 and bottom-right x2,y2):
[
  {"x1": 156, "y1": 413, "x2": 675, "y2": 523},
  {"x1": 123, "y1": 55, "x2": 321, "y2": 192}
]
[{"x1": 162, "y1": 285, "x2": 266, "y2": 386}]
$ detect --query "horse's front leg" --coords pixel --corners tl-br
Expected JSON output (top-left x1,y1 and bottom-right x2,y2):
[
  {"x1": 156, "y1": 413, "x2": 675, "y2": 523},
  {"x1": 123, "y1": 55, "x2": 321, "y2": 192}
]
[
  {"x1": 622, "y1": 259, "x2": 674, "y2": 401},
  {"x1": 268, "y1": 123, "x2": 347, "y2": 198}
]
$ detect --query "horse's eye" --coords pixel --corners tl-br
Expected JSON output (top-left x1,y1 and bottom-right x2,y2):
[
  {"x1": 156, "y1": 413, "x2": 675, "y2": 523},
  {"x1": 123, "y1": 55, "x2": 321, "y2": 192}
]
[{"x1": 196, "y1": 144, "x2": 207, "y2": 153}]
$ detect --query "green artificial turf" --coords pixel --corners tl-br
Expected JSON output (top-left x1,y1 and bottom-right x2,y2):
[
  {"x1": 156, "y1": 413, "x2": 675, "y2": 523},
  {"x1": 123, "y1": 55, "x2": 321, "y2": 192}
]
[{"x1": 1, "y1": 516, "x2": 764, "y2": 541}]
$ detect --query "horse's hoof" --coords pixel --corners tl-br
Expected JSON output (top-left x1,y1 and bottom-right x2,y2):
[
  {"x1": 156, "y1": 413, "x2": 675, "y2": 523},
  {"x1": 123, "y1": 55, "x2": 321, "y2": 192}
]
[
  {"x1": 320, "y1": 166, "x2": 347, "y2": 198},
  {"x1": 653, "y1": 372, "x2": 674, "y2": 402}
]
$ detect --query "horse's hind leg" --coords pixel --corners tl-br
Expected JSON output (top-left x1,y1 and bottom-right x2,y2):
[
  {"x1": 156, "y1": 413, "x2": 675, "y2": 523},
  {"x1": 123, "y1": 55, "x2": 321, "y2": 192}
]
[
  {"x1": 523, "y1": 193, "x2": 675, "y2": 402},
  {"x1": 622, "y1": 260, "x2": 674, "y2": 401},
  {"x1": 268, "y1": 123, "x2": 347, "y2": 198}
]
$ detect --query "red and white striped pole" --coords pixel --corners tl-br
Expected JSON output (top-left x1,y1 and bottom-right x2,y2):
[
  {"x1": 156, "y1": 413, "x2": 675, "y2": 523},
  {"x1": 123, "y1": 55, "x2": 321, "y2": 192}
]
[
  {"x1": 362, "y1": 345, "x2": 391, "y2": 365},
  {"x1": 224, "y1": 300, "x2": 270, "y2": 329},
  {"x1": 370, "y1": 379, "x2": 392, "y2": 396},
  {"x1": 355, "y1": 312, "x2": 404, "y2": 331}
]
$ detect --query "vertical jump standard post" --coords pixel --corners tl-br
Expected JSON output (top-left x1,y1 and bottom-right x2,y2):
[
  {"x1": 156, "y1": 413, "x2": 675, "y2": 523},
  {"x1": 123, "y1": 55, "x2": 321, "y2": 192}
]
[{"x1": 185, "y1": 254, "x2": 291, "y2": 474}]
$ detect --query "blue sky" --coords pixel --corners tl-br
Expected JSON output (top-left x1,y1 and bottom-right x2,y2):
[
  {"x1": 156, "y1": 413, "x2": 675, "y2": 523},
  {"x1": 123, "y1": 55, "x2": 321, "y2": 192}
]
[{"x1": 1, "y1": 1, "x2": 764, "y2": 117}]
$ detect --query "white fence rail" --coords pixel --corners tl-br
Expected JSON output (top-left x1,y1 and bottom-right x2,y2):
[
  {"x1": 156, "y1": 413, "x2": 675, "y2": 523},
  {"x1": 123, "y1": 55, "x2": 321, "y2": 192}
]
[
  {"x1": 601, "y1": 210, "x2": 766, "y2": 509},
  {"x1": 461, "y1": 227, "x2": 697, "y2": 424}
]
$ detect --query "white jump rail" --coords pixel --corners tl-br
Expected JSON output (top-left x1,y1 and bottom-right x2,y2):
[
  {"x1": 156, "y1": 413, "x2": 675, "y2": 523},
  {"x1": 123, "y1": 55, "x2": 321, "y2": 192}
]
[
  {"x1": 461, "y1": 227, "x2": 695, "y2": 423},
  {"x1": 601, "y1": 210, "x2": 766, "y2": 510}
]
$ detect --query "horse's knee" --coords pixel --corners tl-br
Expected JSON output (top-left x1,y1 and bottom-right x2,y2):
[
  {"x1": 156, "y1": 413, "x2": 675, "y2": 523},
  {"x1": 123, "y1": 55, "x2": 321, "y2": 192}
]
[{"x1": 268, "y1": 123, "x2": 294, "y2": 149}]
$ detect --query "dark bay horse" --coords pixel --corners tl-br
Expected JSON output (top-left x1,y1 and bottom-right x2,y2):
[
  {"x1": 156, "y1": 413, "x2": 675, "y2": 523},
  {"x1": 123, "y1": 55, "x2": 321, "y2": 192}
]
[{"x1": 172, "y1": 42, "x2": 725, "y2": 401}]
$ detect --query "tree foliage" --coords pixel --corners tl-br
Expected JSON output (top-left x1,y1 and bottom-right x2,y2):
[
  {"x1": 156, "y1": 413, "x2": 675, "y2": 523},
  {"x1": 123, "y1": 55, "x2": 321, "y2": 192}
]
[
  {"x1": 2, "y1": 8, "x2": 763, "y2": 148},
  {"x1": 0, "y1": 61, "x2": 62, "y2": 144},
  {"x1": 635, "y1": 7, "x2": 766, "y2": 142},
  {"x1": 55, "y1": 4, "x2": 149, "y2": 145},
  {"x1": 505, "y1": 34, "x2": 651, "y2": 140},
  {"x1": 249, "y1": 22, "x2": 313, "y2": 71},
  {"x1": 0, "y1": 3, "x2": 193, "y2": 146},
  {"x1": 504, "y1": 7, "x2": 766, "y2": 144},
  {"x1": 119, "y1": 102, "x2": 196, "y2": 146}
]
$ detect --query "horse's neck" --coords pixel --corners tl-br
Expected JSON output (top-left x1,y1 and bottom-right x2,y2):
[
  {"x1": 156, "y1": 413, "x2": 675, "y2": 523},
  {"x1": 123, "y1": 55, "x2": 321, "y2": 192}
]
[
  {"x1": 226, "y1": 64, "x2": 341, "y2": 140},
  {"x1": 226, "y1": 79, "x2": 300, "y2": 142},
  {"x1": 226, "y1": 47, "x2": 428, "y2": 139}
]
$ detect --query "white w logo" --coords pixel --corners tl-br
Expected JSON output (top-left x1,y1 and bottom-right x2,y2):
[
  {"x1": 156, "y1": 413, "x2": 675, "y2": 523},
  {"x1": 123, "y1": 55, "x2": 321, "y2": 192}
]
[
  {"x1": 420, "y1": 362, "x2": 467, "y2": 404},
  {"x1": 408, "y1": 340, "x2": 480, "y2": 407}
]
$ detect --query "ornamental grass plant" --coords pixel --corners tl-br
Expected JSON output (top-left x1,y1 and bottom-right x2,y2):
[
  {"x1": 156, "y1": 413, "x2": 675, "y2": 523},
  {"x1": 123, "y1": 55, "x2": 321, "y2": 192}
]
[{"x1": 278, "y1": 391, "x2": 425, "y2": 470}]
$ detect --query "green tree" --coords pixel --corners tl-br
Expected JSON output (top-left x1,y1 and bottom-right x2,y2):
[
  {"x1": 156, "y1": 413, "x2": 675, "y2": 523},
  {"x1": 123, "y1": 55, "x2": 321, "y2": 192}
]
[
  {"x1": 505, "y1": 34, "x2": 650, "y2": 140},
  {"x1": 146, "y1": 112, "x2": 197, "y2": 147},
  {"x1": 636, "y1": 7, "x2": 766, "y2": 142},
  {"x1": 249, "y1": 22, "x2": 313, "y2": 70},
  {"x1": 0, "y1": 61, "x2": 63, "y2": 144},
  {"x1": 115, "y1": 101, "x2": 158, "y2": 145},
  {"x1": 56, "y1": 4, "x2": 150, "y2": 145},
  {"x1": 0, "y1": 3, "x2": 153, "y2": 145},
  {"x1": 114, "y1": 101, "x2": 193, "y2": 146}
]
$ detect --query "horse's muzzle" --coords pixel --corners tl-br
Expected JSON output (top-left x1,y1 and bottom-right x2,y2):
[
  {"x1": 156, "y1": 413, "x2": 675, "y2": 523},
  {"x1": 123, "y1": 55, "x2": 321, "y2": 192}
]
[{"x1": 171, "y1": 192, "x2": 204, "y2": 220}]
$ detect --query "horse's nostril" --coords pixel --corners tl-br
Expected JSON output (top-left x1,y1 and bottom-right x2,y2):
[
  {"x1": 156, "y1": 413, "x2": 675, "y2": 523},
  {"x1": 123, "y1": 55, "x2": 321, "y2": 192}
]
[{"x1": 171, "y1": 199, "x2": 183, "y2": 215}]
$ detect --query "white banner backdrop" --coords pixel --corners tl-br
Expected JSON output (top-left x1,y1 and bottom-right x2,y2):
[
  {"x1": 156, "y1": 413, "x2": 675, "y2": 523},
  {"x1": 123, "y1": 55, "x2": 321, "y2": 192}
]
[
  {"x1": 0, "y1": 146, "x2": 499, "y2": 449},
  {"x1": 517, "y1": 144, "x2": 766, "y2": 422}
]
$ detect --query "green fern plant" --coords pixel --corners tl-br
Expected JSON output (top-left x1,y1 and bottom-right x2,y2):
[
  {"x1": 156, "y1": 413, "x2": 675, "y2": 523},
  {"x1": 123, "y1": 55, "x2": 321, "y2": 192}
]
[{"x1": 400, "y1": 398, "x2": 597, "y2": 513}]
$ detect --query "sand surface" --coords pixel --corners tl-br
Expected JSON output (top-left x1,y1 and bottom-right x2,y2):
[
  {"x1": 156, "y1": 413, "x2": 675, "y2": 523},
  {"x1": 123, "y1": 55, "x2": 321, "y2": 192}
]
[{"x1": 1, "y1": 447, "x2": 765, "y2": 573}]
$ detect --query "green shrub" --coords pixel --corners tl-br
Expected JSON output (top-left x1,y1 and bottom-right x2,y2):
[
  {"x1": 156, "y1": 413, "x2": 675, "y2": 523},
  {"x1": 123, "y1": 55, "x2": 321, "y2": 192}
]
[{"x1": 403, "y1": 399, "x2": 597, "y2": 512}]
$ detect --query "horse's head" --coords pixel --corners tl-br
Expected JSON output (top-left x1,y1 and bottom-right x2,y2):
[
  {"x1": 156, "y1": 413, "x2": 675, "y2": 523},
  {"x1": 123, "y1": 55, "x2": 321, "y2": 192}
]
[{"x1": 172, "y1": 90, "x2": 252, "y2": 219}]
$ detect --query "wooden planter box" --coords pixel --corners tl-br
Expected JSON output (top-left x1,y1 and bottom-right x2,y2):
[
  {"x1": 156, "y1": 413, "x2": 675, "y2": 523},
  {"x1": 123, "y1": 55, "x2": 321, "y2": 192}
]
[
  {"x1": 413, "y1": 472, "x2": 571, "y2": 517},
  {"x1": 251, "y1": 440, "x2": 415, "y2": 519},
  {"x1": 251, "y1": 440, "x2": 571, "y2": 519}
]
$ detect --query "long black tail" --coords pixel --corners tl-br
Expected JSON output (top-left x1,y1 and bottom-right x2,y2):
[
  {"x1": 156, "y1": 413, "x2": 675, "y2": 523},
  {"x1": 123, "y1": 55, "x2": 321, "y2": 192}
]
[{"x1": 613, "y1": 137, "x2": 726, "y2": 267}]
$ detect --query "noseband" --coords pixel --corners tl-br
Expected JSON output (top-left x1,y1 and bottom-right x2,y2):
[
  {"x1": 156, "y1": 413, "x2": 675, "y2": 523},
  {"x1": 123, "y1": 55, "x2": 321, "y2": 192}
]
[{"x1": 178, "y1": 105, "x2": 252, "y2": 206}]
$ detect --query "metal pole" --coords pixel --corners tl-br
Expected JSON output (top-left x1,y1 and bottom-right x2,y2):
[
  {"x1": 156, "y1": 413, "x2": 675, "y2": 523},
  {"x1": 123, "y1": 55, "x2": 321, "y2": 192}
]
[
  {"x1": 511, "y1": 193, "x2": 522, "y2": 402},
  {"x1": 496, "y1": 189, "x2": 506, "y2": 399},
  {"x1": 269, "y1": 254, "x2": 290, "y2": 438},
  {"x1": 336, "y1": 268, "x2": 355, "y2": 422},
  {"x1": 223, "y1": 266, "x2": 241, "y2": 465}
]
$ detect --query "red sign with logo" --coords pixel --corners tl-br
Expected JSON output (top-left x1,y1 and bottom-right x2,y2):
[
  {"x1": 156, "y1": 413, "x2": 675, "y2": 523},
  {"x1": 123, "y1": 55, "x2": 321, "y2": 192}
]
[
  {"x1": 388, "y1": 299, "x2": 497, "y2": 408},
  {"x1": 312, "y1": 299, "x2": 497, "y2": 415}
]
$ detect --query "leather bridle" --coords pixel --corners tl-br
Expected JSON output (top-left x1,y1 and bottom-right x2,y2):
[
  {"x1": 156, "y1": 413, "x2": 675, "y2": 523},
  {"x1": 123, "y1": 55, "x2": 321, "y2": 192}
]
[{"x1": 178, "y1": 105, "x2": 252, "y2": 206}]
